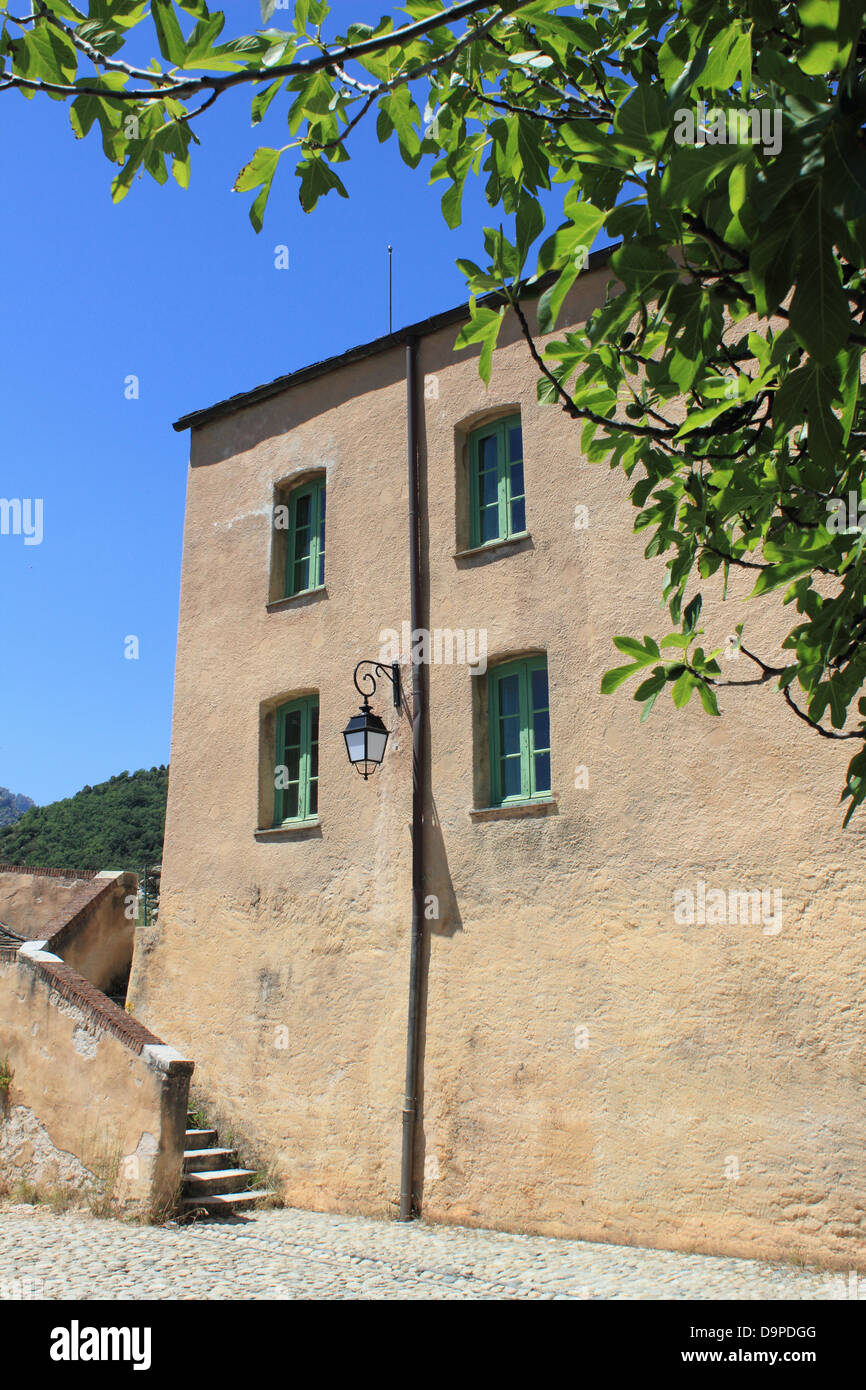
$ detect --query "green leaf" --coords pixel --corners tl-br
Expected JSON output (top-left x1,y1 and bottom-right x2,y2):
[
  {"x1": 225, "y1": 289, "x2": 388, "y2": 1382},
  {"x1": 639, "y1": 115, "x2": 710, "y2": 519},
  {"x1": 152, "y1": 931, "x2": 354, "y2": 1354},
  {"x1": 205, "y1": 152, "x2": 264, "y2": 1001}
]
[
  {"x1": 251, "y1": 79, "x2": 283, "y2": 125},
  {"x1": 671, "y1": 670, "x2": 696, "y2": 708},
  {"x1": 455, "y1": 301, "x2": 505, "y2": 387},
  {"x1": 697, "y1": 682, "x2": 720, "y2": 716},
  {"x1": 295, "y1": 156, "x2": 349, "y2": 214},
  {"x1": 151, "y1": 0, "x2": 187, "y2": 65},
  {"x1": 601, "y1": 662, "x2": 643, "y2": 694},
  {"x1": 787, "y1": 184, "x2": 852, "y2": 362},
  {"x1": 614, "y1": 82, "x2": 667, "y2": 155},
  {"x1": 798, "y1": 0, "x2": 858, "y2": 74},
  {"x1": 27, "y1": 22, "x2": 78, "y2": 82},
  {"x1": 612, "y1": 636, "x2": 659, "y2": 665},
  {"x1": 775, "y1": 359, "x2": 843, "y2": 463},
  {"x1": 234, "y1": 146, "x2": 284, "y2": 230},
  {"x1": 610, "y1": 242, "x2": 679, "y2": 294},
  {"x1": 634, "y1": 670, "x2": 667, "y2": 701},
  {"x1": 516, "y1": 115, "x2": 550, "y2": 193},
  {"x1": 455, "y1": 259, "x2": 499, "y2": 292},
  {"x1": 515, "y1": 192, "x2": 544, "y2": 270},
  {"x1": 537, "y1": 262, "x2": 579, "y2": 335}
]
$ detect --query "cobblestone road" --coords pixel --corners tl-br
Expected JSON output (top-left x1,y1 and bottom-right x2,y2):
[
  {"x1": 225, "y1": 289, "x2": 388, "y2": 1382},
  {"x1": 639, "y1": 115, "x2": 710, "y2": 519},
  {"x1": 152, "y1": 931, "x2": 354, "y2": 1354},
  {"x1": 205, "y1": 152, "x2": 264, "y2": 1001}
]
[{"x1": 0, "y1": 1203, "x2": 855, "y2": 1300}]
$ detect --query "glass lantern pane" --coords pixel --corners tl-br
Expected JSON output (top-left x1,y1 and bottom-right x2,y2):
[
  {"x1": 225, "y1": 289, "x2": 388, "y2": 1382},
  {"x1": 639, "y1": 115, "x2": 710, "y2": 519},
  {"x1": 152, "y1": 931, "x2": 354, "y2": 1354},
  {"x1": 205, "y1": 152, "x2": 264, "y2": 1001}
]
[
  {"x1": 345, "y1": 730, "x2": 366, "y2": 763},
  {"x1": 366, "y1": 727, "x2": 388, "y2": 765}
]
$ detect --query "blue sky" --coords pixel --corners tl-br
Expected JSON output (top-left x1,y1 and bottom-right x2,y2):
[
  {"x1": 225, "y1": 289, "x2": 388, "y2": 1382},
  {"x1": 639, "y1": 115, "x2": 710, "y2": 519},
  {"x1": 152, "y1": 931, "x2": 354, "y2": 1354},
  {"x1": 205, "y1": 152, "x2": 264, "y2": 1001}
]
[{"x1": 0, "y1": 1, "x2": 549, "y2": 806}]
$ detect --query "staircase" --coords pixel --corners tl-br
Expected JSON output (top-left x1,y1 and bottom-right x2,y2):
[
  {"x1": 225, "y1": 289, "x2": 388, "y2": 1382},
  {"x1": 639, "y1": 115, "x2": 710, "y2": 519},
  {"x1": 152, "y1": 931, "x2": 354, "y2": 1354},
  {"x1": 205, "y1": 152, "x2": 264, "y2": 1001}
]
[{"x1": 181, "y1": 1113, "x2": 273, "y2": 1215}]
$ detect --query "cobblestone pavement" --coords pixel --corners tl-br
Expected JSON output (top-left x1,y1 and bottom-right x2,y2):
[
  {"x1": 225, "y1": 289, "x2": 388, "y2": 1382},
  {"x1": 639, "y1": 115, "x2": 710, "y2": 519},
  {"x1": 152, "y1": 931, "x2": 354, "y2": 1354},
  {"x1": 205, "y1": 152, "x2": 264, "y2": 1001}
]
[{"x1": 0, "y1": 1203, "x2": 854, "y2": 1300}]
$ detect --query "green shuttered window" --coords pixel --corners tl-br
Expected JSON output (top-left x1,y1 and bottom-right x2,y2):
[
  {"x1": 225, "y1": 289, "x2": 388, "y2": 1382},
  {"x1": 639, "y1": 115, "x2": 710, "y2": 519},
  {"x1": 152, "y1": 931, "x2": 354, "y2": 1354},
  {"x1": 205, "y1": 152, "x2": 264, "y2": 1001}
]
[
  {"x1": 469, "y1": 415, "x2": 526, "y2": 548},
  {"x1": 274, "y1": 695, "x2": 319, "y2": 824},
  {"x1": 488, "y1": 657, "x2": 551, "y2": 805},
  {"x1": 286, "y1": 478, "x2": 326, "y2": 597}
]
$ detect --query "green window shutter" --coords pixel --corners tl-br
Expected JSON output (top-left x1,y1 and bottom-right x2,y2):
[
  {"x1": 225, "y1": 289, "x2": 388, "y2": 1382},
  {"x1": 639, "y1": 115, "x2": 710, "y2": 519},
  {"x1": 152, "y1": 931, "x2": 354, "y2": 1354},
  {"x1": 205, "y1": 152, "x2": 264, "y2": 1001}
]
[
  {"x1": 274, "y1": 695, "x2": 319, "y2": 824},
  {"x1": 286, "y1": 478, "x2": 326, "y2": 596},
  {"x1": 488, "y1": 656, "x2": 550, "y2": 805},
  {"x1": 469, "y1": 415, "x2": 525, "y2": 548}
]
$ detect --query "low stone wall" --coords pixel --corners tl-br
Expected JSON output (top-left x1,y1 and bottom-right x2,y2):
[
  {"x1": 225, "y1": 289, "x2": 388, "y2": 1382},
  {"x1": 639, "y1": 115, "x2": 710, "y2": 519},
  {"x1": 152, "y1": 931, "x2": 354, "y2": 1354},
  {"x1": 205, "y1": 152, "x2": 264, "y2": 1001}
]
[
  {"x1": 47, "y1": 872, "x2": 137, "y2": 994},
  {"x1": 0, "y1": 867, "x2": 137, "y2": 994},
  {"x1": 0, "y1": 866, "x2": 100, "y2": 938},
  {"x1": 0, "y1": 942, "x2": 192, "y2": 1216}
]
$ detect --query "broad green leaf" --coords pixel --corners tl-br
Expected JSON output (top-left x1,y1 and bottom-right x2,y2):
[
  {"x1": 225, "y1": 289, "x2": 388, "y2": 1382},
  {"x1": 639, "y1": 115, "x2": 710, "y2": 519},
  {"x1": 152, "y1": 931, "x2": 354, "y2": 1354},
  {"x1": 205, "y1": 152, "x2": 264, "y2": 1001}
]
[
  {"x1": 295, "y1": 155, "x2": 349, "y2": 214},
  {"x1": 151, "y1": 0, "x2": 187, "y2": 65}
]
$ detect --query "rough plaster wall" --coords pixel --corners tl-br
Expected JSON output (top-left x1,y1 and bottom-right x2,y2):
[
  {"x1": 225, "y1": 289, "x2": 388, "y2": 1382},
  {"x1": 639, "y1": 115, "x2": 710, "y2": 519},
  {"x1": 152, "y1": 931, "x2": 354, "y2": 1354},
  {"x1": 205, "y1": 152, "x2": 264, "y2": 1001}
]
[
  {"x1": 0, "y1": 873, "x2": 94, "y2": 938},
  {"x1": 58, "y1": 877, "x2": 136, "y2": 993},
  {"x1": 132, "y1": 267, "x2": 866, "y2": 1264},
  {"x1": 0, "y1": 1106, "x2": 92, "y2": 1193},
  {"x1": 0, "y1": 956, "x2": 188, "y2": 1212}
]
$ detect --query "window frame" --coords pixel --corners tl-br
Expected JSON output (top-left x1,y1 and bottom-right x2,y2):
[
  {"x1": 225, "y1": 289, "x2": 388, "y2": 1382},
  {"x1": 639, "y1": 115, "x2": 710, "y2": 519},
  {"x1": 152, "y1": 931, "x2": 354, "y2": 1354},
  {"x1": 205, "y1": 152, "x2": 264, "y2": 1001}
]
[
  {"x1": 488, "y1": 656, "x2": 551, "y2": 806},
  {"x1": 468, "y1": 414, "x2": 525, "y2": 549},
  {"x1": 273, "y1": 694, "x2": 319, "y2": 825},
  {"x1": 285, "y1": 477, "x2": 326, "y2": 597}
]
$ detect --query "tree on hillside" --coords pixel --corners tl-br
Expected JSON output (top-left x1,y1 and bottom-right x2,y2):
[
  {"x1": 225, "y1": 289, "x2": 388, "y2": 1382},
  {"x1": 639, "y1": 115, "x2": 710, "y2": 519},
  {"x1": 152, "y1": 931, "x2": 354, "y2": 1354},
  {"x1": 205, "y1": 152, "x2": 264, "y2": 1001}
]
[{"x1": 3, "y1": 1, "x2": 866, "y2": 816}]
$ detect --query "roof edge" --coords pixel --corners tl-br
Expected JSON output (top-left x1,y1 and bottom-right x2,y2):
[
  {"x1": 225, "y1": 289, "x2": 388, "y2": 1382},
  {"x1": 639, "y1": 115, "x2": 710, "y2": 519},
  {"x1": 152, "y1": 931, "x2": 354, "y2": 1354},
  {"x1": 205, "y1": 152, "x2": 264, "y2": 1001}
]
[{"x1": 173, "y1": 245, "x2": 615, "y2": 434}]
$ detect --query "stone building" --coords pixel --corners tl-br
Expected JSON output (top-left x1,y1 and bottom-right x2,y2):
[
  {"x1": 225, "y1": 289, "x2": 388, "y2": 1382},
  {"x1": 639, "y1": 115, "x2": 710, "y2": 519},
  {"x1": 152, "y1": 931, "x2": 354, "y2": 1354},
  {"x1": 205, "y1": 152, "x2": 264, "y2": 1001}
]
[{"x1": 129, "y1": 255, "x2": 866, "y2": 1266}]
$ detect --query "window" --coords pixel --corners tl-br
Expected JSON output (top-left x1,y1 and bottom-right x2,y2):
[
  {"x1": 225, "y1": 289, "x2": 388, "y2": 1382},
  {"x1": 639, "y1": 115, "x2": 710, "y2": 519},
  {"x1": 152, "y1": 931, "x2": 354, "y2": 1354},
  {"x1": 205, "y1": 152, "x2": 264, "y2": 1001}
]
[
  {"x1": 469, "y1": 415, "x2": 525, "y2": 548},
  {"x1": 274, "y1": 695, "x2": 319, "y2": 823},
  {"x1": 488, "y1": 657, "x2": 550, "y2": 805},
  {"x1": 286, "y1": 478, "x2": 325, "y2": 596}
]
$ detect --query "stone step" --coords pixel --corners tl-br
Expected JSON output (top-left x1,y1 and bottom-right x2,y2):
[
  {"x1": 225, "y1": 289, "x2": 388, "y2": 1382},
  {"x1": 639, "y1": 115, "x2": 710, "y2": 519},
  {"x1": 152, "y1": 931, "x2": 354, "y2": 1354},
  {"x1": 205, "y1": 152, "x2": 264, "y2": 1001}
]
[
  {"x1": 183, "y1": 1148, "x2": 237, "y2": 1173},
  {"x1": 185, "y1": 1128, "x2": 218, "y2": 1149},
  {"x1": 179, "y1": 1189, "x2": 273, "y2": 1214},
  {"x1": 184, "y1": 1168, "x2": 256, "y2": 1197}
]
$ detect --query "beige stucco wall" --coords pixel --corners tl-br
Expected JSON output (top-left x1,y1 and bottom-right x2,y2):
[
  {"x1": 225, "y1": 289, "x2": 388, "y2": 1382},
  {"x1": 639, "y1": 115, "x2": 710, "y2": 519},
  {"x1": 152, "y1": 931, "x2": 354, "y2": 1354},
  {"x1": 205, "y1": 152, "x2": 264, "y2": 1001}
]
[
  {"x1": 0, "y1": 947, "x2": 190, "y2": 1214},
  {"x1": 0, "y1": 870, "x2": 97, "y2": 939},
  {"x1": 55, "y1": 874, "x2": 137, "y2": 995},
  {"x1": 0, "y1": 868, "x2": 136, "y2": 995},
  {"x1": 131, "y1": 265, "x2": 866, "y2": 1266}
]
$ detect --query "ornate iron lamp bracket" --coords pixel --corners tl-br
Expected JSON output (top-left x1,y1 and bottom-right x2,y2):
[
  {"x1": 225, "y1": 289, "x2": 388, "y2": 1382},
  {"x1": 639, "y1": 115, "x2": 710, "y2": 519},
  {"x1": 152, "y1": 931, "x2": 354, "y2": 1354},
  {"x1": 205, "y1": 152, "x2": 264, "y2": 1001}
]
[{"x1": 352, "y1": 660, "x2": 402, "y2": 710}]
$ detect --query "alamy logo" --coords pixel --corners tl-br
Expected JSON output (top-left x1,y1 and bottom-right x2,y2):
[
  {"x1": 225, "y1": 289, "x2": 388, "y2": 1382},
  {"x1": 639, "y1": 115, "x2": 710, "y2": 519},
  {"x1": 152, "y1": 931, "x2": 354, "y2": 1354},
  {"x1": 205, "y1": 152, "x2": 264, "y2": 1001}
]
[
  {"x1": 0, "y1": 497, "x2": 43, "y2": 546},
  {"x1": 826, "y1": 493, "x2": 866, "y2": 532},
  {"x1": 673, "y1": 100, "x2": 782, "y2": 157},
  {"x1": 673, "y1": 879, "x2": 782, "y2": 935},
  {"x1": 379, "y1": 623, "x2": 488, "y2": 674},
  {"x1": 819, "y1": 1271, "x2": 866, "y2": 1299},
  {"x1": 0, "y1": 1277, "x2": 44, "y2": 1299},
  {"x1": 50, "y1": 1321, "x2": 152, "y2": 1371}
]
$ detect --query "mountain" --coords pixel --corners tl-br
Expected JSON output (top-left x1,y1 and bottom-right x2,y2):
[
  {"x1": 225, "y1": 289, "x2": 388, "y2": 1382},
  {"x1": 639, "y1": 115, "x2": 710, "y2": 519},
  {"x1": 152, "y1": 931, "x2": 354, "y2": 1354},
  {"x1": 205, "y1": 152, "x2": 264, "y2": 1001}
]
[
  {"x1": 0, "y1": 767, "x2": 168, "y2": 871},
  {"x1": 0, "y1": 786, "x2": 35, "y2": 828}
]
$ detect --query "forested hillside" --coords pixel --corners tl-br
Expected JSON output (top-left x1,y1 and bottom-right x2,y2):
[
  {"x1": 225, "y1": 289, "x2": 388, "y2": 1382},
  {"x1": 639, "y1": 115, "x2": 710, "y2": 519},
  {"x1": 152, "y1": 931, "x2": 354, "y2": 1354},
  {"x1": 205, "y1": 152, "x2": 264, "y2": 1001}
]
[{"x1": 0, "y1": 767, "x2": 168, "y2": 871}]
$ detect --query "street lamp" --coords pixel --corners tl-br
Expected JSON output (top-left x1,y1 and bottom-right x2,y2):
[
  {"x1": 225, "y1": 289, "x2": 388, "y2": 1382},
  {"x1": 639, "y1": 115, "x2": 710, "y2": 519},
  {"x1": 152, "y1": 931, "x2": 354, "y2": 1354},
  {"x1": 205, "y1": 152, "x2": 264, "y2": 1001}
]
[{"x1": 342, "y1": 660, "x2": 401, "y2": 779}]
